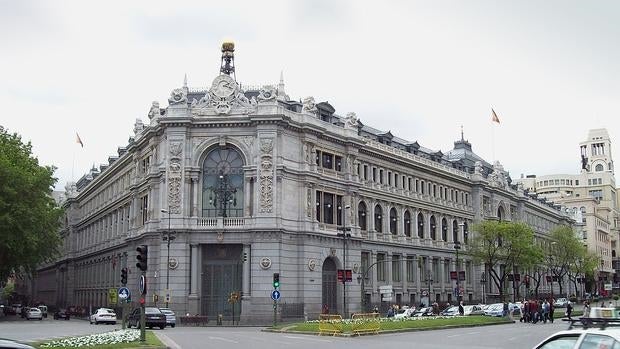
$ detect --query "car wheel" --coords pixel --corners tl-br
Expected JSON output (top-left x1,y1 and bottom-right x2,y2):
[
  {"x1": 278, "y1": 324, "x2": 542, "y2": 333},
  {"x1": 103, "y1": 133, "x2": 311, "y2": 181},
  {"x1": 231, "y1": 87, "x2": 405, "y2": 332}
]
[
  {"x1": 95, "y1": 321, "x2": 99, "y2": 325},
  {"x1": 39, "y1": 318, "x2": 42, "y2": 321},
  {"x1": 26, "y1": 318, "x2": 30, "y2": 321},
  {"x1": 171, "y1": 324, "x2": 175, "y2": 328},
  {"x1": 160, "y1": 325, "x2": 165, "y2": 330},
  {"x1": 148, "y1": 326, "x2": 153, "y2": 329}
]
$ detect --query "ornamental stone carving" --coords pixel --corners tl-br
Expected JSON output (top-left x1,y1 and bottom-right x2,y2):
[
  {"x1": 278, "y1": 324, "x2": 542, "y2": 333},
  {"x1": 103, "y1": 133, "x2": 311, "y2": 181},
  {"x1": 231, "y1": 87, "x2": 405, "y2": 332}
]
[
  {"x1": 168, "y1": 88, "x2": 187, "y2": 105},
  {"x1": 148, "y1": 101, "x2": 160, "y2": 120},
  {"x1": 344, "y1": 112, "x2": 359, "y2": 128},
  {"x1": 302, "y1": 96, "x2": 317, "y2": 115},
  {"x1": 168, "y1": 141, "x2": 183, "y2": 214},
  {"x1": 169, "y1": 142, "x2": 183, "y2": 158},
  {"x1": 306, "y1": 187, "x2": 312, "y2": 218},
  {"x1": 259, "y1": 138, "x2": 274, "y2": 213},
  {"x1": 191, "y1": 74, "x2": 257, "y2": 116},
  {"x1": 257, "y1": 86, "x2": 277, "y2": 102}
]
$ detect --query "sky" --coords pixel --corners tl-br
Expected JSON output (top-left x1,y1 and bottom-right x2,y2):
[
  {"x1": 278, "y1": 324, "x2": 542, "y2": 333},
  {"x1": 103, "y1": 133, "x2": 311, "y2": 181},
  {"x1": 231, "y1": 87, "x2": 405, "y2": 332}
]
[{"x1": 1, "y1": 0, "x2": 619, "y2": 190}]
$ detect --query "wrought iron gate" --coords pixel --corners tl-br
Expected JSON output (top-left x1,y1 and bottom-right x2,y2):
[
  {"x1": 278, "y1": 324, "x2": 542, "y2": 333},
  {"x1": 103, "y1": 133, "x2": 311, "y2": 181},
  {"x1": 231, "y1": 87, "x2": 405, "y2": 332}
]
[
  {"x1": 201, "y1": 245, "x2": 242, "y2": 320},
  {"x1": 322, "y1": 257, "x2": 337, "y2": 314}
]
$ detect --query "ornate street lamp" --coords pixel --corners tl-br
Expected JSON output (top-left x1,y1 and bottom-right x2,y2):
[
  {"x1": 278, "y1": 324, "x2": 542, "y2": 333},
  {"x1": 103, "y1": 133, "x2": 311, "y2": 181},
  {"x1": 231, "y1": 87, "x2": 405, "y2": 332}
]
[
  {"x1": 160, "y1": 208, "x2": 176, "y2": 308},
  {"x1": 208, "y1": 171, "x2": 237, "y2": 218}
]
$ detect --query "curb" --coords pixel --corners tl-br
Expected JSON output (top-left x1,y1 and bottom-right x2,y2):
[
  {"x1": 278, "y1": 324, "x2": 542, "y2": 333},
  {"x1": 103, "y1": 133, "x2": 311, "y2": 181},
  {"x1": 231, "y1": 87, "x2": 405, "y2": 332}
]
[{"x1": 262, "y1": 319, "x2": 515, "y2": 337}]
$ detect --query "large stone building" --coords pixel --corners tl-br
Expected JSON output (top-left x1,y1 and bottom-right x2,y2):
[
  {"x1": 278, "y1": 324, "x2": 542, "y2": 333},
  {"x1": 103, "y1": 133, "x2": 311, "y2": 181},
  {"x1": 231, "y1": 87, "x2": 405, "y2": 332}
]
[
  {"x1": 34, "y1": 43, "x2": 573, "y2": 323},
  {"x1": 516, "y1": 129, "x2": 620, "y2": 295}
]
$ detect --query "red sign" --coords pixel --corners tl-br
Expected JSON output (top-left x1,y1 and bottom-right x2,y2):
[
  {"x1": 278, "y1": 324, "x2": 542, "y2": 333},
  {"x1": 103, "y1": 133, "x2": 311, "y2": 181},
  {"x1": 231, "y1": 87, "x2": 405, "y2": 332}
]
[
  {"x1": 450, "y1": 271, "x2": 457, "y2": 280},
  {"x1": 337, "y1": 269, "x2": 344, "y2": 282},
  {"x1": 345, "y1": 269, "x2": 353, "y2": 282}
]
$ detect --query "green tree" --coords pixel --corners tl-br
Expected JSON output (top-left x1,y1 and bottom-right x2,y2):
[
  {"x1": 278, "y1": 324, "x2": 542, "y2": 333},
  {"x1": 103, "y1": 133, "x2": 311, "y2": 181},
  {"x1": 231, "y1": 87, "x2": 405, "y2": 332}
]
[
  {"x1": 568, "y1": 248, "x2": 599, "y2": 299},
  {"x1": 547, "y1": 225, "x2": 587, "y2": 297},
  {"x1": 0, "y1": 126, "x2": 63, "y2": 281},
  {"x1": 468, "y1": 220, "x2": 543, "y2": 302}
]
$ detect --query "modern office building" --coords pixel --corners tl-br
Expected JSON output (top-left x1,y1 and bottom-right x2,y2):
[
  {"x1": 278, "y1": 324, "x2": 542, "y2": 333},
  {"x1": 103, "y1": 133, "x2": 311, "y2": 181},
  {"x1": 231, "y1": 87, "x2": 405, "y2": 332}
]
[
  {"x1": 516, "y1": 129, "x2": 619, "y2": 295},
  {"x1": 33, "y1": 43, "x2": 573, "y2": 323}
]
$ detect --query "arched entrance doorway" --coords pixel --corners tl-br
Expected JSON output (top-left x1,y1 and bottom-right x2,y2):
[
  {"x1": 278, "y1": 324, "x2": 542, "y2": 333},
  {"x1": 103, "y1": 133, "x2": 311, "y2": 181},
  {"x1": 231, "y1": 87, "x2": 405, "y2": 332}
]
[{"x1": 322, "y1": 258, "x2": 337, "y2": 314}]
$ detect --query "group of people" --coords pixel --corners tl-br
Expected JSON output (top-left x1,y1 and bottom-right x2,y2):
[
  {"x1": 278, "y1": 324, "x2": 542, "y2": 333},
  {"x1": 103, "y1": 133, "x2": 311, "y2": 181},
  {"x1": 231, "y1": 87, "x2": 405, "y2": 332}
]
[{"x1": 519, "y1": 298, "x2": 572, "y2": 323}]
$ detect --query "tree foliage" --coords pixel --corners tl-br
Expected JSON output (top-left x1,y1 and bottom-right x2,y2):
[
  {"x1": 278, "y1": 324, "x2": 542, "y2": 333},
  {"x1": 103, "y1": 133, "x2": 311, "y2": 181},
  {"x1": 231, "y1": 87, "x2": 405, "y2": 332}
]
[
  {"x1": 468, "y1": 220, "x2": 543, "y2": 301},
  {"x1": 547, "y1": 225, "x2": 587, "y2": 296},
  {"x1": 0, "y1": 126, "x2": 63, "y2": 281}
]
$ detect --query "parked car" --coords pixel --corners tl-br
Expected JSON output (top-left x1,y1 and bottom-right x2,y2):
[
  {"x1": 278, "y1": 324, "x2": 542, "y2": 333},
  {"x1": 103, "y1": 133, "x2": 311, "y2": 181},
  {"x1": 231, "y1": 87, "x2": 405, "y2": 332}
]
[
  {"x1": 128, "y1": 307, "x2": 166, "y2": 329},
  {"x1": 440, "y1": 306, "x2": 459, "y2": 316},
  {"x1": 463, "y1": 305, "x2": 485, "y2": 316},
  {"x1": 53, "y1": 309, "x2": 70, "y2": 320},
  {"x1": 484, "y1": 303, "x2": 505, "y2": 317},
  {"x1": 412, "y1": 307, "x2": 434, "y2": 317},
  {"x1": 394, "y1": 307, "x2": 415, "y2": 319},
  {"x1": 25, "y1": 308, "x2": 43, "y2": 320},
  {"x1": 89, "y1": 308, "x2": 117, "y2": 325},
  {"x1": 158, "y1": 308, "x2": 176, "y2": 328},
  {"x1": 37, "y1": 305, "x2": 48, "y2": 318},
  {"x1": 0, "y1": 338, "x2": 36, "y2": 349},
  {"x1": 554, "y1": 298, "x2": 569, "y2": 308}
]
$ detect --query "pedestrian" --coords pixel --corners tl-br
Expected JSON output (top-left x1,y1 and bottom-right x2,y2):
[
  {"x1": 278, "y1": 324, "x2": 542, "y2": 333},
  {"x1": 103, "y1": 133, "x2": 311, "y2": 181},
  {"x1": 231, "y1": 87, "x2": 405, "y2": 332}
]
[
  {"x1": 584, "y1": 301, "x2": 591, "y2": 318},
  {"x1": 458, "y1": 301, "x2": 464, "y2": 316},
  {"x1": 566, "y1": 301, "x2": 573, "y2": 320},
  {"x1": 610, "y1": 301, "x2": 614, "y2": 309},
  {"x1": 387, "y1": 307, "x2": 394, "y2": 318},
  {"x1": 549, "y1": 299, "x2": 555, "y2": 323},
  {"x1": 542, "y1": 300, "x2": 550, "y2": 323}
]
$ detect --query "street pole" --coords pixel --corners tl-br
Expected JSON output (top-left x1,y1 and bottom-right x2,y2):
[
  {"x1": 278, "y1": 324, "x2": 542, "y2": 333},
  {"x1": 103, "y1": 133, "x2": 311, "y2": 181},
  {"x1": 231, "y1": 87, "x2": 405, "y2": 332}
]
[
  {"x1": 359, "y1": 259, "x2": 391, "y2": 312},
  {"x1": 337, "y1": 205, "x2": 351, "y2": 319},
  {"x1": 161, "y1": 208, "x2": 175, "y2": 308},
  {"x1": 454, "y1": 241, "x2": 461, "y2": 302}
]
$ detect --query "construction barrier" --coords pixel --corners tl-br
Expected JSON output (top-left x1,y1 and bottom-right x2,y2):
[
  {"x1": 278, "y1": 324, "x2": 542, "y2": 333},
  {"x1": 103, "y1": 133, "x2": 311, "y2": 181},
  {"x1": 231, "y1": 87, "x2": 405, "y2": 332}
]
[
  {"x1": 318, "y1": 314, "x2": 343, "y2": 335},
  {"x1": 350, "y1": 313, "x2": 380, "y2": 335}
]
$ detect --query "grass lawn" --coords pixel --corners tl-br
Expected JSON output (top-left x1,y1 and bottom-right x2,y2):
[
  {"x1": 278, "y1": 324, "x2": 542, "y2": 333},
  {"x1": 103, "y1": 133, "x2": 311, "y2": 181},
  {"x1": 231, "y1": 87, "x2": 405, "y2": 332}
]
[
  {"x1": 35, "y1": 330, "x2": 164, "y2": 349},
  {"x1": 278, "y1": 316, "x2": 510, "y2": 334}
]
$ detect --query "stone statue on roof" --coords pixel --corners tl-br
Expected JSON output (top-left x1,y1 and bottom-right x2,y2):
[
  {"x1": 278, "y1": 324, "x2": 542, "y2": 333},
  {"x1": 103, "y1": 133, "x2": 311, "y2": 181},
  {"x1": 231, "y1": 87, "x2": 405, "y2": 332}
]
[
  {"x1": 344, "y1": 112, "x2": 359, "y2": 128},
  {"x1": 302, "y1": 96, "x2": 318, "y2": 115}
]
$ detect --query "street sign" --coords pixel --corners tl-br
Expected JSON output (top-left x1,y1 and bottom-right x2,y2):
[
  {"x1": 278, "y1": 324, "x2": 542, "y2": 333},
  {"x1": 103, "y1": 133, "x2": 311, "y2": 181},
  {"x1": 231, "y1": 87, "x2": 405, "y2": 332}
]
[
  {"x1": 271, "y1": 290, "x2": 281, "y2": 301},
  {"x1": 139, "y1": 275, "x2": 147, "y2": 295},
  {"x1": 382, "y1": 296, "x2": 393, "y2": 302},
  {"x1": 118, "y1": 287, "x2": 131, "y2": 300},
  {"x1": 108, "y1": 288, "x2": 118, "y2": 305},
  {"x1": 450, "y1": 271, "x2": 457, "y2": 280},
  {"x1": 605, "y1": 283, "x2": 613, "y2": 291}
]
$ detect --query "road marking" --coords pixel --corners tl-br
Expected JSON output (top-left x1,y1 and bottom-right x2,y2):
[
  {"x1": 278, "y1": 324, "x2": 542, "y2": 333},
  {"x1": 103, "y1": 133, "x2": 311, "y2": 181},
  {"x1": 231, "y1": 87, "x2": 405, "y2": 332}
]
[
  {"x1": 284, "y1": 335, "x2": 332, "y2": 342},
  {"x1": 208, "y1": 336, "x2": 239, "y2": 343},
  {"x1": 508, "y1": 336, "x2": 518, "y2": 341}
]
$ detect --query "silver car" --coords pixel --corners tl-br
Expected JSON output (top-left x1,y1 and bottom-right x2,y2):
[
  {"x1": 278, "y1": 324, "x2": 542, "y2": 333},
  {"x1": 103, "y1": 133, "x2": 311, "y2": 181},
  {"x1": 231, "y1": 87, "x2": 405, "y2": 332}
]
[
  {"x1": 159, "y1": 308, "x2": 176, "y2": 328},
  {"x1": 25, "y1": 308, "x2": 43, "y2": 320}
]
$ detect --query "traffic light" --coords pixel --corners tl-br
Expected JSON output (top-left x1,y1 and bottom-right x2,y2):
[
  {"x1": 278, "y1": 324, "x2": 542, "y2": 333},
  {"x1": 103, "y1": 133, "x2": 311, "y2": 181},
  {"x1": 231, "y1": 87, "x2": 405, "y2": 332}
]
[
  {"x1": 121, "y1": 267, "x2": 128, "y2": 285},
  {"x1": 273, "y1": 273, "x2": 280, "y2": 288},
  {"x1": 136, "y1": 245, "x2": 148, "y2": 271}
]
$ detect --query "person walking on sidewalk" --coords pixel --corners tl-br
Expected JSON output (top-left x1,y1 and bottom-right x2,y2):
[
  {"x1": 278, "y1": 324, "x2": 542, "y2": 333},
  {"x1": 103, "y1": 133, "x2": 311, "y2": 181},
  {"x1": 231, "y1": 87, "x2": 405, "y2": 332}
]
[{"x1": 566, "y1": 301, "x2": 573, "y2": 320}]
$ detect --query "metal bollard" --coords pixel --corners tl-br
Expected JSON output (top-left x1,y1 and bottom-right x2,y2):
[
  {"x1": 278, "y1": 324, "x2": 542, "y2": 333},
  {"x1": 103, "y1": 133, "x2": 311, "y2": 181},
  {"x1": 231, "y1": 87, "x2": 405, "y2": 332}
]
[{"x1": 217, "y1": 314, "x2": 223, "y2": 325}]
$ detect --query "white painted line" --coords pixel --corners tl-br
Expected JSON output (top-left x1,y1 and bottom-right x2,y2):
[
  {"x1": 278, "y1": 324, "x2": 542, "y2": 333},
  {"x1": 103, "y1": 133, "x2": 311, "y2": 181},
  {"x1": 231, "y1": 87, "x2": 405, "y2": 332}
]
[
  {"x1": 508, "y1": 336, "x2": 518, "y2": 341},
  {"x1": 154, "y1": 332, "x2": 182, "y2": 349},
  {"x1": 208, "y1": 336, "x2": 239, "y2": 344},
  {"x1": 284, "y1": 335, "x2": 332, "y2": 342}
]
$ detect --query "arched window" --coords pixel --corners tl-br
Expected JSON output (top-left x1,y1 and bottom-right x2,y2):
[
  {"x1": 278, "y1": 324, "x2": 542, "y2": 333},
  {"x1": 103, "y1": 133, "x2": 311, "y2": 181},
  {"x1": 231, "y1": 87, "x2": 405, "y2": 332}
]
[
  {"x1": 430, "y1": 216, "x2": 437, "y2": 240},
  {"x1": 358, "y1": 201, "x2": 367, "y2": 231},
  {"x1": 374, "y1": 205, "x2": 383, "y2": 233},
  {"x1": 389, "y1": 208, "x2": 397, "y2": 235},
  {"x1": 202, "y1": 147, "x2": 244, "y2": 217},
  {"x1": 417, "y1": 213, "x2": 424, "y2": 238},
  {"x1": 596, "y1": 164, "x2": 604, "y2": 172},
  {"x1": 497, "y1": 206, "x2": 504, "y2": 221},
  {"x1": 404, "y1": 210, "x2": 411, "y2": 237},
  {"x1": 441, "y1": 218, "x2": 447, "y2": 241},
  {"x1": 463, "y1": 222, "x2": 469, "y2": 244},
  {"x1": 452, "y1": 220, "x2": 459, "y2": 242}
]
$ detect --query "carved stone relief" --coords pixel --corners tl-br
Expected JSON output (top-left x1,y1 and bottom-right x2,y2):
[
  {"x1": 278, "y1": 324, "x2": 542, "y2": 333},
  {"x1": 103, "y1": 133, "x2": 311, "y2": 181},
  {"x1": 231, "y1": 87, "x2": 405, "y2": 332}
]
[
  {"x1": 306, "y1": 187, "x2": 312, "y2": 218},
  {"x1": 259, "y1": 138, "x2": 274, "y2": 213},
  {"x1": 191, "y1": 74, "x2": 257, "y2": 116},
  {"x1": 168, "y1": 141, "x2": 183, "y2": 214}
]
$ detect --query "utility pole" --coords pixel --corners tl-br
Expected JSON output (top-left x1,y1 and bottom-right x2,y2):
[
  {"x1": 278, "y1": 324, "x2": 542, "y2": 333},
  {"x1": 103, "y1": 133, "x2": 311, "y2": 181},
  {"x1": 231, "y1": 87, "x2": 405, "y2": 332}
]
[{"x1": 161, "y1": 208, "x2": 176, "y2": 308}]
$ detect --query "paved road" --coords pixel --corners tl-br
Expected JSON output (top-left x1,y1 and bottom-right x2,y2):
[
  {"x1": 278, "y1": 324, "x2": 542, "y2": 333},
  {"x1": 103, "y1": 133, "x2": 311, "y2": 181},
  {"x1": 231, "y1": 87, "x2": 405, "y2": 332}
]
[
  {"x1": 0, "y1": 315, "x2": 569, "y2": 349},
  {"x1": 0, "y1": 316, "x2": 123, "y2": 343},
  {"x1": 159, "y1": 321, "x2": 568, "y2": 349}
]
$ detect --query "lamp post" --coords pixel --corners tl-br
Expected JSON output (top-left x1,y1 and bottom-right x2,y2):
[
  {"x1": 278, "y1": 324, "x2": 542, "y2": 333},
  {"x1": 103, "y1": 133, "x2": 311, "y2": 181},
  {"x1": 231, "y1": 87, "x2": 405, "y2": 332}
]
[
  {"x1": 337, "y1": 205, "x2": 351, "y2": 319},
  {"x1": 454, "y1": 240, "x2": 462, "y2": 302},
  {"x1": 359, "y1": 258, "x2": 391, "y2": 312},
  {"x1": 208, "y1": 171, "x2": 237, "y2": 218},
  {"x1": 161, "y1": 208, "x2": 176, "y2": 308}
]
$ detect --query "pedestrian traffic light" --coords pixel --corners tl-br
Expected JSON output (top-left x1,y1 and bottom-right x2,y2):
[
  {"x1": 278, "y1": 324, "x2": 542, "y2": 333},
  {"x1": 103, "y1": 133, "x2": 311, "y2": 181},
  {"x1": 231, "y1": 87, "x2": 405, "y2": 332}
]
[
  {"x1": 121, "y1": 267, "x2": 128, "y2": 285},
  {"x1": 136, "y1": 245, "x2": 148, "y2": 271},
  {"x1": 273, "y1": 273, "x2": 280, "y2": 288}
]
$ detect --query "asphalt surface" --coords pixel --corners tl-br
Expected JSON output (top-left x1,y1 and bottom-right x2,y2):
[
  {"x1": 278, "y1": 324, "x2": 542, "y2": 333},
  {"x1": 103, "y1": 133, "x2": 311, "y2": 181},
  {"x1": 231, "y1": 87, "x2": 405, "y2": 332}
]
[{"x1": 0, "y1": 314, "x2": 573, "y2": 349}]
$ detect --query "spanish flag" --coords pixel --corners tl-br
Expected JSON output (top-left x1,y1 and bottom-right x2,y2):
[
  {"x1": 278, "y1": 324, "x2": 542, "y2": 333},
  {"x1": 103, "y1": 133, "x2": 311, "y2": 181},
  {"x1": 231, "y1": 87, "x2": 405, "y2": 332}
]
[
  {"x1": 491, "y1": 109, "x2": 500, "y2": 124},
  {"x1": 76, "y1": 132, "x2": 84, "y2": 148}
]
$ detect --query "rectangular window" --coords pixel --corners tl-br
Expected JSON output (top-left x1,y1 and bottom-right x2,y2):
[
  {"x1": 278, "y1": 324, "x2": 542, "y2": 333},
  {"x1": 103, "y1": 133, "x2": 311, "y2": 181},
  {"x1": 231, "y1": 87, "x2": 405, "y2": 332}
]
[
  {"x1": 372, "y1": 168, "x2": 377, "y2": 182},
  {"x1": 406, "y1": 256, "x2": 414, "y2": 282},
  {"x1": 335, "y1": 155, "x2": 343, "y2": 172},
  {"x1": 363, "y1": 165, "x2": 368, "y2": 180},
  {"x1": 379, "y1": 169, "x2": 384, "y2": 184},
  {"x1": 377, "y1": 253, "x2": 386, "y2": 281},
  {"x1": 316, "y1": 190, "x2": 321, "y2": 221},
  {"x1": 361, "y1": 252, "x2": 370, "y2": 280},
  {"x1": 316, "y1": 150, "x2": 321, "y2": 166},
  {"x1": 336, "y1": 195, "x2": 343, "y2": 226},
  {"x1": 140, "y1": 194, "x2": 149, "y2": 225},
  {"x1": 392, "y1": 255, "x2": 401, "y2": 282},
  {"x1": 322, "y1": 152, "x2": 333, "y2": 169},
  {"x1": 323, "y1": 192, "x2": 334, "y2": 224},
  {"x1": 388, "y1": 171, "x2": 392, "y2": 186},
  {"x1": 433, "y1": 259, "x2": 439, "y2": 282}
]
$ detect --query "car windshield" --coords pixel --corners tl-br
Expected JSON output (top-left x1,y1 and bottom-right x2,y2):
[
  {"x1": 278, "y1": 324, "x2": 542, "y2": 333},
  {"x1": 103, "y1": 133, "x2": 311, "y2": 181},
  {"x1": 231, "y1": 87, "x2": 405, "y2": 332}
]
[
  {"x1": 145, "y1": 307, "x2": 162, "y2": 314},
  {"x1": 160, "y1": 310, "x2": 173, "y2": 314},
  {"x1": 100, "y1": 309, "x2": 114, "y2": 314}
]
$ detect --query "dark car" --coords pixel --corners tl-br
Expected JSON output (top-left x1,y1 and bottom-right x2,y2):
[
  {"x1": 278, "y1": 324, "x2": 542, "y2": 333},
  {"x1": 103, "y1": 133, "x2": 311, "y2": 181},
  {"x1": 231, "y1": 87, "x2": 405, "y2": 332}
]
[
  {"x1": 128, "y1": 307, "x2": 166, "y2": 329},
  {"x1": 53, "y1": 309, "x2": 70, "y2": 320}
]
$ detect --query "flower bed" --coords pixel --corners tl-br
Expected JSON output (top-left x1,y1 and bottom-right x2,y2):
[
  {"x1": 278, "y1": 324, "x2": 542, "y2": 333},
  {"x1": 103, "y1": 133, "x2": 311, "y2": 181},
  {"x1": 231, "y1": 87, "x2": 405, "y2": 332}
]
[{"x1": 39, "y1": 329, "x2": 140, "y2": 348}]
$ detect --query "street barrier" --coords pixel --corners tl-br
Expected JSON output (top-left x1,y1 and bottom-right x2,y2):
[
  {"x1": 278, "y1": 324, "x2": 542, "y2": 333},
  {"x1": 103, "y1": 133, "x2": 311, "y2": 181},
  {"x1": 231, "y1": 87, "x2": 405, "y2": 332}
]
[
  {"x1": 318, "y1": 314, "x2": 343, "y2": 335},
  {"x1": 351, "y1": 313, "x2": 380, "y2": 335},
  {"x1": 179, "y1": 315, "x2": 209, "y2": 326}
]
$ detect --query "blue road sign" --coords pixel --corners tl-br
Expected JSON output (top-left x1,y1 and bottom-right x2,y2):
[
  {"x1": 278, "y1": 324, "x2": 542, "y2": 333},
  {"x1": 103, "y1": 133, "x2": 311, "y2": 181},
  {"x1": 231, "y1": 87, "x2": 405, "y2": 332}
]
[
  {"x1": 118, "y1": 287, "x2": 131, "y2": 300},
  {"x1": 271, "y1": 290, "x2": 281, "y2": 301}
]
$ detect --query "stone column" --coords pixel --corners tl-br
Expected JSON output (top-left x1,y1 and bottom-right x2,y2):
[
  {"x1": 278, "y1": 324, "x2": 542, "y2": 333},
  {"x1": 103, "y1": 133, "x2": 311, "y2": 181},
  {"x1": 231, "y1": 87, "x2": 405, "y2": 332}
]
[
  {"x1": 414, "y1": 255, "x2": 421, "y2": 295},
  {"x1": 188, "y1": 244, "x2": 200, "y2": 314},
  {"x1": 191, "y1": 177, "x2": 199, "y2": 217},
  {"x1": 440, "y1": 257, "x2": 446, "y2": 295},
  {"x1": 371, "y1": 251, "x2": 378, "y2": 297},
  {"x1": 401, "y1": 254, "x2": 407, "y2": 293},
  {"x1": 242, "y1": 244, "x2": 251, "y2": 299}
]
